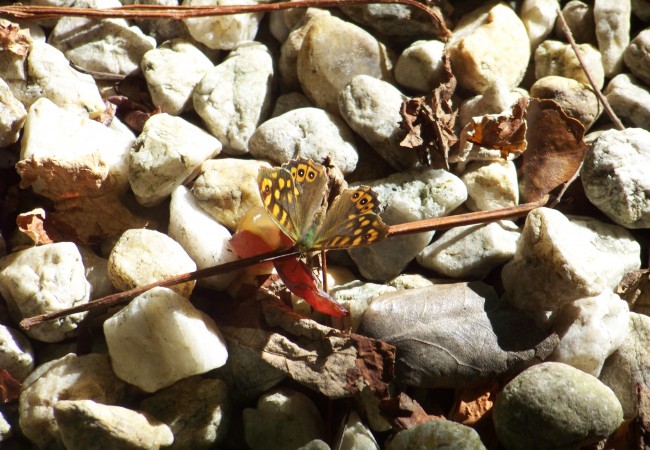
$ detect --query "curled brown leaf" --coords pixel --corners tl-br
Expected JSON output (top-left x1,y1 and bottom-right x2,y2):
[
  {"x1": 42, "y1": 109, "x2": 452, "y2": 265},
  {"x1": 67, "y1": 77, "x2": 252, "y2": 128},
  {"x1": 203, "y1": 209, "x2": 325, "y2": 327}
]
[
  {"x1": 399, "y1": 53, "x2": 458, "y2": 170},
  {"x1": 0, "y1": 19, "x2": 31, "y2": 56},
  {"x1": 16, "y1": 208, "x2": 55, "y2": 245}
]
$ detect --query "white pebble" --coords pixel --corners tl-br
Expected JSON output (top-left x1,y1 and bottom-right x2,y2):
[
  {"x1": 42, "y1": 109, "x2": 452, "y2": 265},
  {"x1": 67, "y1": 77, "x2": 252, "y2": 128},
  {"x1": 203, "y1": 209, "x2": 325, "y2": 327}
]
[{"x1": 104, "y1": 286, "x2": 228, "y2": 392}]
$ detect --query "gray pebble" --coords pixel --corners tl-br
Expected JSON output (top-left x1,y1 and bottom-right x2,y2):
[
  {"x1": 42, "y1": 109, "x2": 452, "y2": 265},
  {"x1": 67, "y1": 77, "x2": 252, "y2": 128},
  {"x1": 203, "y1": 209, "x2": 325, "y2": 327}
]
[{"x1": 493, "y1": 362, "x2": 623, "y2": 450}]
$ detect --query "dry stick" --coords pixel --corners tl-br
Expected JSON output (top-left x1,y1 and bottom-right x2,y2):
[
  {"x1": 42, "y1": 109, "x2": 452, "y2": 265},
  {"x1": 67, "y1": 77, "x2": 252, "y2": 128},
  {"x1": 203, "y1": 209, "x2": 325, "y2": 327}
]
[
  {"x1": 0, "y1": 0, "x2": 449, "y2": 37},
  {"x1": 556, "y1": 8, "x2": 625, "y2": 131},
  {"x1": 20, "y1": 200, "x2": 544, "y2": 330},
  {"x1": 19, "y1": 247, "x2": 299, "y2": 330}
]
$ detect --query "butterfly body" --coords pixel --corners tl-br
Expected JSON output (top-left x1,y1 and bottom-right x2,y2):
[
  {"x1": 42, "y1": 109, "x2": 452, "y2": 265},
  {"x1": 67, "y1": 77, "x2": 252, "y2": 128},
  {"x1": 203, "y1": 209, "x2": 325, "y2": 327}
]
[{"x1": 258, "y1": 158, "x2": 388, "y2": 253}]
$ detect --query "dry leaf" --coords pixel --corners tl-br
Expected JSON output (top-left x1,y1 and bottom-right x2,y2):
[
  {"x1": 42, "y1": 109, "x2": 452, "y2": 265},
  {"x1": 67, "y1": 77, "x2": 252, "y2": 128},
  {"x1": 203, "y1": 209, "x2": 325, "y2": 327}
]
[
  {"x1": 106, "y1": 95, "x2": 159, "y2": 133},
  {"x1": 0, "y1": 20, "x2": 31, "y2": 56},
  {"x1": 379, "y1": 392, "x2": 443, "y2": 430},
  {"x1": 16, "y1": 208, "x2": 55, "y2": 245},
  {"x1": 399, "y1": 53, "x2": 458, "y2": 169},
  {"x1": 463, "y1": 97, "x2": 528, "y2": 158},
  {"x1": 0, "y1": 369, "x2": 21, "y2": 403},
  {"x1": 218, "y1": 290, "x2": 395, "y2": 399},
  {"x1": 449, "y1": 383, "x2": 499, "y2": 425},
  {"x1": 16, "y1": 155, "x2": 147, "y2": 243},
  {"x1": 522, "y1": 98, "x2": 588, "y2": 203},
  {"x1": 96, "y1": 98, "x2": 117, "y2": 127},
  {"x1": 617, "y1": 269, "x2": 650, "y2": 316}
]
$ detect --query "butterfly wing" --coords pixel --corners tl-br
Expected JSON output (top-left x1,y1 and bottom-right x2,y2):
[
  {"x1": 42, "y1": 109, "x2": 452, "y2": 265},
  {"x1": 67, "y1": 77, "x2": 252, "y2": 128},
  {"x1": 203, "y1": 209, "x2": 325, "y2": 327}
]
[
  {"x1": 311, "y1": 186, "x2": 389, "y2": 250},
  {"x1": 258, "y1": 158, "x2": 329, "y2": 247}
]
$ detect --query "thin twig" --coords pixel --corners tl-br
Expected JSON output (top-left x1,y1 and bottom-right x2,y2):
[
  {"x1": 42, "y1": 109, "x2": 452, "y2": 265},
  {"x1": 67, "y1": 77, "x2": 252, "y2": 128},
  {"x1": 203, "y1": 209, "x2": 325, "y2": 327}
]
[
  {"x1": 20, "y1": 246, "x2": 298, "y2": 330},
  {"x1": 386, "y1": 199, "x2": 546, "y2": 238},
  {"x1": 556, "y1": 8, "x2": 625, "y2": 131},
  {"x1": 19, "y1": 200, "x2": 544, "y2": 329},
  {"x1": 0, "y1": 0, "x2": 450, "y2": 38}
]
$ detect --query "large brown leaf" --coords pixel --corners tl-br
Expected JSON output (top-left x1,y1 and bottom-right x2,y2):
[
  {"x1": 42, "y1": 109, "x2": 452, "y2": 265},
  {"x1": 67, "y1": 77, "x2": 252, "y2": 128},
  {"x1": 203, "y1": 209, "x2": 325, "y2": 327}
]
[{"x1": 522, "y1": 99, "x2": 588, "y2": 203}]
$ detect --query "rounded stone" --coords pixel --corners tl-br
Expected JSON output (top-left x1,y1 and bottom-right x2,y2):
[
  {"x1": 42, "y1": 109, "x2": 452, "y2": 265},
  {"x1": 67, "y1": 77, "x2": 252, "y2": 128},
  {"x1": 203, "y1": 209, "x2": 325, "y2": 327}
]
[
  {"x1": 604, "y1": 73, "x2": 650, "y2": 130},
  {"x1": 387, "y1": 420, "x2": 486, "y2": 450},
  {"x1": 296, "y1": 14, "x2": 393, "y2": 113},
  {"x1": 107, "y1": 228, "x2": 197, "y2": 297},
  {"x1": 624, "y1": 29, "x2": 650, "y2": 86},
  {"x1": 534, "y1": 40, "x2": 604, "y2": 89},
  {"x1": 493, "y1": 362, "x2": 624, "y2": 450},
  {"x1": 530, "y1": 75, "x2": 602, "y2": 129},
  {"x1": 394, "y1": 39, "x2": 446, "y2": 93},
  {"x1": 248, "y1": 107, "x2": 358, "y2": 175}
]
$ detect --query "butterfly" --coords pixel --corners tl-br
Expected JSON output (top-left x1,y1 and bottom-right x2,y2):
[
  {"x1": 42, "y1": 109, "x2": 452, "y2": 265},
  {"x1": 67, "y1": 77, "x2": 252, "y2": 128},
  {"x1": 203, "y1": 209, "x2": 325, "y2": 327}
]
[{"x1": 258, "y1": 158, "x2": 389, "y2": 254}]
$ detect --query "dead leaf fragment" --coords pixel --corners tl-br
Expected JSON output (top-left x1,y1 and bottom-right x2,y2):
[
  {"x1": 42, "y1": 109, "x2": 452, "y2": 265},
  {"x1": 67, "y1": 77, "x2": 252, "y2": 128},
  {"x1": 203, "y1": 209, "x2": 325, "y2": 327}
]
[
  {"x1": 617, "y1": 269, "x2": 650, "y2": 316},
  {"x1": 463, "y1": 97, "x2": 528, "y2": 158},
  {"x1": 399, "y1": 53, "x2": 458, "y2": 169},
  {"x1": 0, "y1": 369, "x2": 21, "y2": 403},
  {"x1": 522, "y1": 98, "x2": 588, "y2": 203},
  {"x1": 16, "y1": 208, "x2": 55, "y2": 245},
  {"x1": 449, "y1": 383, "x2": 498, "y2": 425},
  {"x1": 219, "y1": 290, "x2": 395, "y2": 399},
  {"x1": 106, "y1": 95, "x2": 159, "y2": 133},
  {"x1": 379, "y1": 392, "x2": 443, "y2": 430},
  {"x1": 16, "y1": 155, "x2": 147, "y2": 243},
  {"x1": 0, "y1": 20, "x2": 31, "y2": 56}
]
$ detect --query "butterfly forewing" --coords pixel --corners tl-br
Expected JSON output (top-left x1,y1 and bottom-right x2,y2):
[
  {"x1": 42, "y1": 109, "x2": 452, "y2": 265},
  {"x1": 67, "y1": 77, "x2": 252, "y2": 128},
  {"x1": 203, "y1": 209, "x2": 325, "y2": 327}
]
[
  {"x1": 311, "y1": 186, "x2": 389, "y2": 250},
  {"x1": 258, "y1": 158, "x2": 329, "y2": 247}
]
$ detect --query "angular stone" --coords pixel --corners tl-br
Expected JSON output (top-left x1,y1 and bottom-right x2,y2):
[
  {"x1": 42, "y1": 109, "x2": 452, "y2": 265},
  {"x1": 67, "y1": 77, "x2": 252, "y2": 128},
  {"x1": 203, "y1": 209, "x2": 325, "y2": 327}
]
[
  {"x1": 358, "y1": 283, "x2": 559, "y2": 388},
  {"x1": 417, "y1": 221, "x2": 520, "y2": 279},
  {"x1": 338, "y1": 75, "x2": 416, "y2": 171},
  {"x1": 54, "y1": 400, "x2": 173, "y2": 450},
  {"x1": 297, "y1": 15, "x2": 393, "y2": 113},
  {"x1": 194, "y1": 41, "x2": 273, "y2": 154},
  {"x1": 623, "y1": 29, "x2": 650, "y2": 86},
  {"x1": 594, "y1": 0, "x2": 631, "y2": 77},
  {"x1": 49, "y1": 0, "x2": 156, "y2": 76},
  {"x1": 182, "y1": 0, "x2": 262, "y2": 50},
  {"x1": 169, "y1": 185, "x2": 238, "y2": 291},
  {"x1": 0, "y1": 77, "x2": 26, "y2": 147},
  {"x1": 0, "y1": 242, "x2": 90, "y2": 342},
  {"x1": 493, "y1": 362, "x2": 623, "y2": 450},
  {"x1": 604, "y1": 73, "x2": 650, "y2": 130},
  {"x1": 248, "y1": 107, "x2": 358, "y2": 175},
  {"x1": 19, "y1": 98, "x2": 133, "y2": 195},
  {"x1": 104, "y1": 287, "x2": 228, "y2": 392},
  {"x1": 142, "y1": 39, "x2": 214, "y2": 115},
  {"x1": 535, "y1": 39, "x2": 604, "y2": 89},
  {"x1": 108, "y1": 228, "x2": 197, "y2": 297},
  {"x1": 140, "y1": 377, "x2": 230, "y2": 449},
  {"x1": 0, "y1": 324, "x2": 34, "y2": 381},
  {"x1": 581, "y1": 127, "x2": 650, "y2": 228},
  {"x1": 334, "y1": 410, "x2": 380, "y2": 450},
  {"x1": 549, "y1": 291, "x2": 629, "y2": 376},
  {"x1": 0, "y1": 41, "x2": 105, "y2": 117},
  {"x1": 19, "y1": 353, "x2": 126, "y2": 448},
  {"x1": 460, "y1": 159, "x2": 519, "y2": 211},
  {"x1": 129, "y1": 113, "x2": 221, "y2": 206},
  {"x1": 448, "y1": 3, "x2": 530, "y2": 93},
  {"x1": 348, "y1": 168, "x2": 467, "y2": 281},
  {"x1": 502, "y1": 208, "x2": 641, "y2": 310},
  {"x1": 330, "y1": 281, "x2": 397, "y2": 332}
]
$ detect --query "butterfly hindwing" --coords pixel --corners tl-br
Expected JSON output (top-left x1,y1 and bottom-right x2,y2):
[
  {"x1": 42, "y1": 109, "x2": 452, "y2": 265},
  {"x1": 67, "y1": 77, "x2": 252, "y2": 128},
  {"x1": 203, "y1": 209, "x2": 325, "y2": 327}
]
[{"x1": 311, "y1": 186, "x2": 389, "y2": 250}]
